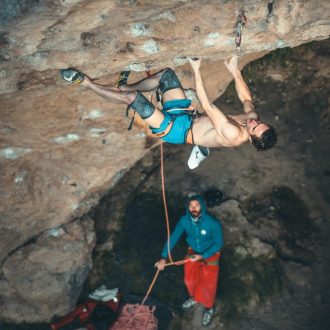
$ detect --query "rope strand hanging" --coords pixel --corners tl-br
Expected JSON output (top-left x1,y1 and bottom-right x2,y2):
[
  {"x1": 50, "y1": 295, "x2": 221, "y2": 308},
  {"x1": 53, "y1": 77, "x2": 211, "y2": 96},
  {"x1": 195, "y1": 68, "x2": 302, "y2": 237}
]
[{"x1": 160, "y1": 141, "x2": 174, "y2": 264}]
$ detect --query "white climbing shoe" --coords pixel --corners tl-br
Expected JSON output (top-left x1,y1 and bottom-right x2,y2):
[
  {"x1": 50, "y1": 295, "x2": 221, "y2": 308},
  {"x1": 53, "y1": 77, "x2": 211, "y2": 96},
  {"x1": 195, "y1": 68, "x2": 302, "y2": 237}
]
[
  {"x1": 182, "y1": 297, "x2": 197, "y2": 309},
  {"x1": 187, "y1": 145, "x2": 210, "y2": 170},
  {"x1": 201, "y1": 307, "x2": 214, "y2": 326}
]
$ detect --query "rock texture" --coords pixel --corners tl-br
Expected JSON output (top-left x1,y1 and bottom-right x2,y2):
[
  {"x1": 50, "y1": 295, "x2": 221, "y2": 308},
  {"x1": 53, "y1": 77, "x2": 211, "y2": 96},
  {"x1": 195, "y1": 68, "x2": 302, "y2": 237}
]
[
  {"x1": 0, "y1": 0, "x2": 329, "y2": 323},
  {"x1": 1, "y1": 217, "x2": 96, "y2": 323},
  {"x1": 1, "y1": 0, "x2": 329, "y2": 94}
]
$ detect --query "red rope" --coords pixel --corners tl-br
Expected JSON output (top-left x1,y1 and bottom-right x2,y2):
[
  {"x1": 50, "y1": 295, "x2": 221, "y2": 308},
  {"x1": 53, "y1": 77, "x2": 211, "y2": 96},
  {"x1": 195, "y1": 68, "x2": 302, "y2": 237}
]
[
  {"x1": 145, "y1": 69, "x2": 173, "y2": 261},
  {"x1": 160, "y1": 141, "x2": 173, "y2": 263},
  {"x1": 110, "y1": 304, "x2": 158, "y2": 330},
  {"x1": 141, "y1": 258, "x2": 190, "y2": 305}
]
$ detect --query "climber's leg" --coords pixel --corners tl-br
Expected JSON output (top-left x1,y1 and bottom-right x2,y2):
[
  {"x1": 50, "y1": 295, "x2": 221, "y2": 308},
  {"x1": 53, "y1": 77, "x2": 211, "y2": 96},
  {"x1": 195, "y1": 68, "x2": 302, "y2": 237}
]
[
  {"x1": 118, "y1": 68, "x2": 186, "y2": 103},
  {"x1": 82, "y1": 77, "x2": 165, "y2": 128},
  {"x1": 60, "y1": 68, "x2": 165, "y2": 128}
]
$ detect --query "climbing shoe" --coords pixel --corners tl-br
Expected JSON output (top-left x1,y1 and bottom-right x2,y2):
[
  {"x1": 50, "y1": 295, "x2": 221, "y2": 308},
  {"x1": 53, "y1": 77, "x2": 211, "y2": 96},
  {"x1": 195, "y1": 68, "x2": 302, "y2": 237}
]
[
  {"x1": 116, "y1": 71, "x2": 131, "y2": 88},
  {"x1": 60, "y1": 68, "x2": 84, "y2": 84},
  {"x1": 201, "y1": 307, "x2": 214, "y2": 326},
  {"x1": 187, "y1": 145, "x2": 209, "y2": 170},
  {"x1": 182, "y1": 297, "x2": 197, "y2": 309}
]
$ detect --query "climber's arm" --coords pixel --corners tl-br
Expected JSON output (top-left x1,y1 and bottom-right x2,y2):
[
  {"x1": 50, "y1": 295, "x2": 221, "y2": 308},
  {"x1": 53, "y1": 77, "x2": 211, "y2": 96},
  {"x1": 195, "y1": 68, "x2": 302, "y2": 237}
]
[
  {"x1": 224, "y1": 56, "x2": 258, "y2": 119},
  {"x1": 189, "y1": 57, "x2": 241, "y2": 140}
]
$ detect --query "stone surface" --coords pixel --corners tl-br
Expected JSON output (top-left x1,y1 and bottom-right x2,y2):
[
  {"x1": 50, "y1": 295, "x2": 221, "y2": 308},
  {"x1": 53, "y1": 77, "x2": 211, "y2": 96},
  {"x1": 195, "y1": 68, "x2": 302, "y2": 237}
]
[
  {"x1": 0, "y1": 0, "x2": 329, "y2": 324},
  {"x1": 0, "y1": 217, "x2": 95, "y2": 323},
  {"x1": 0, "y1": 0, "x2": 329, "y2": 94}
]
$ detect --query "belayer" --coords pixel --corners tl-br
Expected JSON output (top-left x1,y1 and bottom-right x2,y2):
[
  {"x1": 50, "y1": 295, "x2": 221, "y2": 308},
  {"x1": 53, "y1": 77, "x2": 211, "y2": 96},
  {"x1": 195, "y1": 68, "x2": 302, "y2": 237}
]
[
  {"x1": 155, "y1": 194, "x2": 223, "y2": 327},
  {"x1": 61, "y1": 56, "x2": 276, "y2": 168}
]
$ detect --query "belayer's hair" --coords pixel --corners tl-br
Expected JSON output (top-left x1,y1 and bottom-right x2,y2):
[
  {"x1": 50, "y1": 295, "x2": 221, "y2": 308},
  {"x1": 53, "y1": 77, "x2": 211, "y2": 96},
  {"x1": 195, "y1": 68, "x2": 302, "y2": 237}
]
[
  {"x1": 187, "y1": 194, "x2": 201, "y2": 203},
  {"x1": 251, "y1": 126, "x2": 277, "y2": 151}
]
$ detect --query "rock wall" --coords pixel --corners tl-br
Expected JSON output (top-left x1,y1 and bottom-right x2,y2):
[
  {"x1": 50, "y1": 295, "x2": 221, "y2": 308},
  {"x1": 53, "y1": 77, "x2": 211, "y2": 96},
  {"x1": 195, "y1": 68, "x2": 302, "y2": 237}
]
[
  {"x1": 1, "y1": 217, "x2": 95, "y2": 323},
  {"x1": 0, "y1": 0, "x2": 329, "y2": 323}
]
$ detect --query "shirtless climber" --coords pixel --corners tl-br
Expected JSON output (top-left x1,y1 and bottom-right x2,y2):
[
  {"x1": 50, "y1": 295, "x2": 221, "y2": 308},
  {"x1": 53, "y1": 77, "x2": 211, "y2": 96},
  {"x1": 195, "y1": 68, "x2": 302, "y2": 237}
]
[{"x1": 61, "y1": 56, "x2": 276, "y2": 168}]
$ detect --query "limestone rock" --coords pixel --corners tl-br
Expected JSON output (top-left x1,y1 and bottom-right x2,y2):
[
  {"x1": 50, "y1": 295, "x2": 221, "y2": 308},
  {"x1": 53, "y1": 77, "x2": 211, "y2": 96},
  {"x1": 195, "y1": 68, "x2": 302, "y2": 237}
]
[
  {"x1": 215, "y1": 199, "x2": 250, "y2": 228},
  {"x1": 236, "y1": 237, "x2": 276, "y2": 259},
  {"x1": 0, "y1": 217, "x2": 95, "y2": 323},
  {"x1": 0, "y1": 0, "x2": 329, "y2": 323}
]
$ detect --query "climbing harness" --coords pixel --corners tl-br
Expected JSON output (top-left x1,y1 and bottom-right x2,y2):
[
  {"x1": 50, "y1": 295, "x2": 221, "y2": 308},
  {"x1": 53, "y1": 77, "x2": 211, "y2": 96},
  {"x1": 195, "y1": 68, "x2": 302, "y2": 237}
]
[
  {"x1": 125, "y1": 70, "x2": 201, "y2": 144},
  {"x1": 235, "y1": 9, "x2": 247, "y2": 48},
  {"x1": 149, "y1": 104, "x2": 201, "y2": 140},
  {"x1": 150, "y1": 120, "x2": 174, "y2": 139}
]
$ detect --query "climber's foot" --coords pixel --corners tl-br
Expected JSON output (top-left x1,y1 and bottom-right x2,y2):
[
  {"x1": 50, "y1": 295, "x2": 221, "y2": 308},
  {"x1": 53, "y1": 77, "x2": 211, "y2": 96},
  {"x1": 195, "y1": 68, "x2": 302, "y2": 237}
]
[
  {"x1": 116, "y1": 71, "x2": 131, "y2": 88},
  {"x1": 60, "y1": 68, "x2": 85, "y2": 84}
]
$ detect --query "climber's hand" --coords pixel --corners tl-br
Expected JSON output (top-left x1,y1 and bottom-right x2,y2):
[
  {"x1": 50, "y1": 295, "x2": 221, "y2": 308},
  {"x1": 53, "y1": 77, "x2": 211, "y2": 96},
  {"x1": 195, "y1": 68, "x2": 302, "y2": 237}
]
[
  {"x1": 224, "y1": 55, "x2": 240, "y2": 77},
  {"x1": 188, "y1": 57, "x2": 202, "y2": 71}
]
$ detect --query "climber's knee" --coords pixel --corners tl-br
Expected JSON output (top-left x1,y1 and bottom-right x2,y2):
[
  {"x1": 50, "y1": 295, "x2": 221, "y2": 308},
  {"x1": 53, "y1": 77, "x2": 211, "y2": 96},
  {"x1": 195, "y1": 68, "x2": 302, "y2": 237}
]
[
  {"x1": 159, "y1": 68, "x2": 183, "y2": 94},
  {"x1": 128, "y1": 92, "x2": 155, "y2": 119}
]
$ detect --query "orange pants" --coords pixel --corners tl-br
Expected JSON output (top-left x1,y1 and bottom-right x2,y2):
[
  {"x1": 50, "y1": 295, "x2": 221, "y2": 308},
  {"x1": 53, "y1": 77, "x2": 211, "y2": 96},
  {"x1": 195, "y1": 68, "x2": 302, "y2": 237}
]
[{"x1": 184, "y1": 249, "x2": 220, "y2": 309}]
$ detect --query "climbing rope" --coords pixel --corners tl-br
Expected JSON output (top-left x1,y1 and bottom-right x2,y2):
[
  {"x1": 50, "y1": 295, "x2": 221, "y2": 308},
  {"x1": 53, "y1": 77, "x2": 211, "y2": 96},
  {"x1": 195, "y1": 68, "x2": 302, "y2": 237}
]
[
  {"x1": 142, "y1": 126, "x2": 198, "y2": 305},
  {"x1": 143, "y1": 70, "x2": 173, "y2": 262},
  {"x1": 141, "y1": 258, "x2": 190, "y2": 305},
  {"x1": 141, "y1": 140, "x2": 191, "y2": 305},
  {"x1": 110, "y1": 304, "x2": 158, "y2": 330},
  {"x1": 160, "y1": 141, "x2": 174, "y2": 263}
]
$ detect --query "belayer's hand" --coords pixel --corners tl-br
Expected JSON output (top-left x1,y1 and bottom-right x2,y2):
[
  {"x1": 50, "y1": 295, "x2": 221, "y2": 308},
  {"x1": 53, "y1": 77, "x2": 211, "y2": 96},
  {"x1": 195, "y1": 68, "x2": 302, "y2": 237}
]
[
  {"x1": 189, "y1": 254, "x2": 203, "y2": 262},
  {"x1": 155, "y1": 259, "x2": 166, "y2": 271}
]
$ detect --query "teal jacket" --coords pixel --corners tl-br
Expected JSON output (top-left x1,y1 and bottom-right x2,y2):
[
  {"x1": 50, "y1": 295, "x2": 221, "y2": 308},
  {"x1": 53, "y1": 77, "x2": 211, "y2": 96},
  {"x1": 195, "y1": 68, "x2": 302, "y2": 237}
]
[{"x1": 161, "y1": 195, "x2": 223, "y2": 260}]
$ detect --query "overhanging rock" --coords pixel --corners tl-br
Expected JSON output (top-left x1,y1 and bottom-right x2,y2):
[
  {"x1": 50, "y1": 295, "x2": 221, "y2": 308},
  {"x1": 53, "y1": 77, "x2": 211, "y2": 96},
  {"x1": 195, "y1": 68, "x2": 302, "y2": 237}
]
[{"x1": 0, "y1": 0, "x2": 329, "y2": 323}]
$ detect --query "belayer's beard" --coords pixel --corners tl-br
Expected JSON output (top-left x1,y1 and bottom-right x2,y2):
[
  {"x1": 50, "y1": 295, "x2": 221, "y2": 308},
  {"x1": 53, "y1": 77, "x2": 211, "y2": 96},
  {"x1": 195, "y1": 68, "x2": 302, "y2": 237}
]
[{"x1": 191, "y1": 211, "x2": 201, "y2": 218}]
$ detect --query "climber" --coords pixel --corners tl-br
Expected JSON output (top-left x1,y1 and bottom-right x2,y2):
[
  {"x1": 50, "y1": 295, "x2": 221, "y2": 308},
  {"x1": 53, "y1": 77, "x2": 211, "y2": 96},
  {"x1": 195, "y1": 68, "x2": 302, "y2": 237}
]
[
  {"x1": 61, "y1": 56, "x2": 276, "y2": 168},
  {"x1": 155, "y1": 194, "x2": 223, "y2": 327}
]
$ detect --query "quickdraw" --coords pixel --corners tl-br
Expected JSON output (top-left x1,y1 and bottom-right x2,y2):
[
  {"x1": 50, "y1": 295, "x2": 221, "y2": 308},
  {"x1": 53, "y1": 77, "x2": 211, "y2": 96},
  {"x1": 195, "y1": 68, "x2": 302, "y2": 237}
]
[{"x1": 235, "y1": 9, "x2": 247, "y2": 48}]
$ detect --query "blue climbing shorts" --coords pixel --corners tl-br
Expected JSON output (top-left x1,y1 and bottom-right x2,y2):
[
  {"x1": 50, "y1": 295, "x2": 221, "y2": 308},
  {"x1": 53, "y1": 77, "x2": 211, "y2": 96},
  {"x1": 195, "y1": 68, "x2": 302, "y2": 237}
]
[{"x1": 151, "y1": 99, "x2": 193, "y2": 144}]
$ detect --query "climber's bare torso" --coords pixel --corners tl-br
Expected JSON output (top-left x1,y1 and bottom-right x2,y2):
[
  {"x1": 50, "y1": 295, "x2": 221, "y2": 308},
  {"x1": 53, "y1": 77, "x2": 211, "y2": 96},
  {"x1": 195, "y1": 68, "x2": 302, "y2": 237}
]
[
  {"x1": 186, "y1": 57, "x2": 271, "y2": 148},
  {"x1": 188, "y1": 111, "x2": 250, "y2": 148}
]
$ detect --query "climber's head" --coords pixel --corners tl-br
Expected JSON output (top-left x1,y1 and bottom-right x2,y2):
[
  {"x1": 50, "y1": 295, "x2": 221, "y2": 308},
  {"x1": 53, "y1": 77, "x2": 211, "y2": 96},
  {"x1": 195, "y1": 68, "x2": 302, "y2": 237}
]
[{"x1": 247, "y1": 119, "x2": 277, "y2": 151}]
